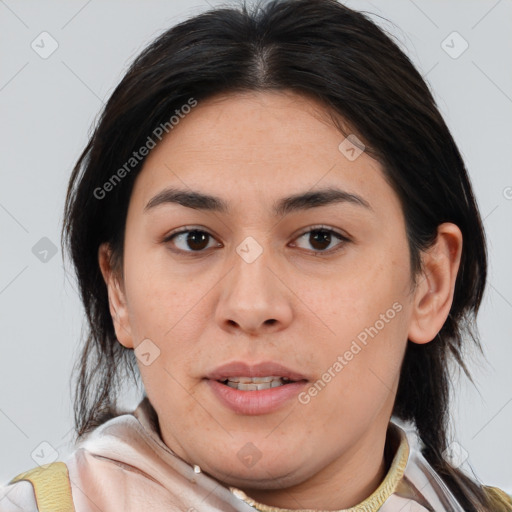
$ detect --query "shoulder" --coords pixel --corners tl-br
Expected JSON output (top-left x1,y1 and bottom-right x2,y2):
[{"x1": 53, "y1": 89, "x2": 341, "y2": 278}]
[{"x1": 484, "y1": 485, "x2": 512, "y2": 511}]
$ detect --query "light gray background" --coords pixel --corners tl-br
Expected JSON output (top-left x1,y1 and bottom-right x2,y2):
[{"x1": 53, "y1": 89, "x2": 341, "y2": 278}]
[{"x1": 1, "y1": 0, "x2": 511, "y2": 494}]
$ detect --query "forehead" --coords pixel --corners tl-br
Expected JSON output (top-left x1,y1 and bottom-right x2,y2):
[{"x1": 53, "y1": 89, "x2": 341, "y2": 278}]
[{"x1": 128, "y1": 90, "x2": 399, "y2": 219}]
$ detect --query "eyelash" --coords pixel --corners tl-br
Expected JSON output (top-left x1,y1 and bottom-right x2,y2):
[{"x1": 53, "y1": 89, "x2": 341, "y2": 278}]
[{"x1": 162, "y1": 225, "x2": 351, "y2": 257}]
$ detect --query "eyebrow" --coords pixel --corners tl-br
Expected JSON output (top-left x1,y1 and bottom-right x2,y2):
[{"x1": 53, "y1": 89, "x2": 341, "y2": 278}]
[{"x1": 144, "y1": 186, "x2": 373, "y2": 216}]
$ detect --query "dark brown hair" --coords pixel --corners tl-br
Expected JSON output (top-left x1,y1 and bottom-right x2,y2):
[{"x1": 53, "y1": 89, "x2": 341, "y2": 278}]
[{"x1": 62, "y1": 0, "x2": 493, "y2": 509}]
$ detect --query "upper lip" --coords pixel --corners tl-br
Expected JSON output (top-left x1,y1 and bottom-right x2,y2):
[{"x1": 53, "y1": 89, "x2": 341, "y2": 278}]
[{"x1": 206, "y1": 361, "x2": 310, "y2": 382}]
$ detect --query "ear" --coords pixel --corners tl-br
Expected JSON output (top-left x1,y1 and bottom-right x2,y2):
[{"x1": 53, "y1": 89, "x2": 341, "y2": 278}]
[
  {"x1": 408, "y1": 223, "x2": 463, "y2": 345},
  {"x1": 98, "y1": 242, "x2": 134, "y2": 349}
]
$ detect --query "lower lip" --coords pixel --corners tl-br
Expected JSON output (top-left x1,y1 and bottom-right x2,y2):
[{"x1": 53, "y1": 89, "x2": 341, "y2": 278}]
[{"x1": 206, "y1": 379, "x2": 308, "y2": 415}]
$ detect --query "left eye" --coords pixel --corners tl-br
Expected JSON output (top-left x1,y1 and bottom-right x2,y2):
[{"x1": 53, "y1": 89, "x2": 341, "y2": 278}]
[{"x1": 292, "y1": 228, "x2": 349, "y2": 253}]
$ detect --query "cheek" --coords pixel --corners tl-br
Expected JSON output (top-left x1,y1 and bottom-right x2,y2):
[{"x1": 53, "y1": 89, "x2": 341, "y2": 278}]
[
  {"x1": 123, "y1": 244, "x2": 206, "y2": 342},
  {"x1": 301, "y1": 257, "x2": 410, "y2": 412},
  {"x1": 307, "y1": 321, "x2": 407, "y2": 433},
  {"x1": 307, "y1": 254, "x2": 407, "y2": 337},
  {"x1": 122, "y1": 268, "x2": 204, "y2": 395}
]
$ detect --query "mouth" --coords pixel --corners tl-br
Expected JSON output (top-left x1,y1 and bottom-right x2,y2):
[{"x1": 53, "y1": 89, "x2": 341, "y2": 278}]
[{"x1": 205, "y1": 361, "x2": 310, "y2": 415}]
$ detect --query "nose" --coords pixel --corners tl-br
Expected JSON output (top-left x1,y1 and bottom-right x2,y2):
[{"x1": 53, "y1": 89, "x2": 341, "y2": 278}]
[{"x1": 215, "y1": 241, "x2": 293, "y2": 336}]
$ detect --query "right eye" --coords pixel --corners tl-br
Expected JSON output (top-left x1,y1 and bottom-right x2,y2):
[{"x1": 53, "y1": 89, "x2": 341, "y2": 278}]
[{"x1": 164, "y1": 228, "x2": 222, "y2": 254}]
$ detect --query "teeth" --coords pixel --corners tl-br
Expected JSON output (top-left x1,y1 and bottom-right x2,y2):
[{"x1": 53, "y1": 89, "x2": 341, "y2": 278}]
[
  {"x1": 225, "y1": 376, "x2": 287, "y2": 383},
  {"x1": 224, "y1": 376, "x2": 291, "y2": 391}
]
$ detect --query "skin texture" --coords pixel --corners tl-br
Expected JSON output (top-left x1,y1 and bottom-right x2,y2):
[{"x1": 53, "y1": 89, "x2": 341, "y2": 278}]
[{"x1": 99, "y1": 90, "x2": 462, "y2": 510}]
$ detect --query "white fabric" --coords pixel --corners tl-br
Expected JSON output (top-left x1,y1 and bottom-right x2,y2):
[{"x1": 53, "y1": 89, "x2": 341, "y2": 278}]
[
  {"x1": 0, "y1": 481, "x2": 38, "y2": 511},
  {"x1": 0, "y1": 397, "x2": 258, "y2": 512}
]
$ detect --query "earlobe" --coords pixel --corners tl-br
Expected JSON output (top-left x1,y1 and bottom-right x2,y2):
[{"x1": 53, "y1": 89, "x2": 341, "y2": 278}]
[
  {"x1": 408, "y1": 223, "x2": 463, "y2": 345},
  {"x1": 98, "y1": 243, "x2": 134, "y2": 349}
]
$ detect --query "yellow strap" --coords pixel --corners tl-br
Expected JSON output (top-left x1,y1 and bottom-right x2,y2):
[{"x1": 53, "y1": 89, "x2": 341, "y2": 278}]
[
  {"x1": 8, "y1": 461, "x2": 75, "y2": 512},
  {"x1": 484, "y1": 486, "x2": 512, "y2": 511}
]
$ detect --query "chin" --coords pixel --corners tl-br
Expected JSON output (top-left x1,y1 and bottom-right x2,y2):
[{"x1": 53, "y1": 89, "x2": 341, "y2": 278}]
[{"x1": 203, "y1": 456, "x2": 307, "y2": 490}]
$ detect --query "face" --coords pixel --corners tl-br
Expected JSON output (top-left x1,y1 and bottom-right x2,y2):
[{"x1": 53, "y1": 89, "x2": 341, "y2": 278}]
[{"x1": 100, "y1": 90, "x2": 426, "y2": 501}]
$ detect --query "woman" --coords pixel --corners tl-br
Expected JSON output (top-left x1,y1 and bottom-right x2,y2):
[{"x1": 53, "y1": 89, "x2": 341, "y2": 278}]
[{"x1": 1, "y1": 0, "x2": 510, "y2": 510}]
